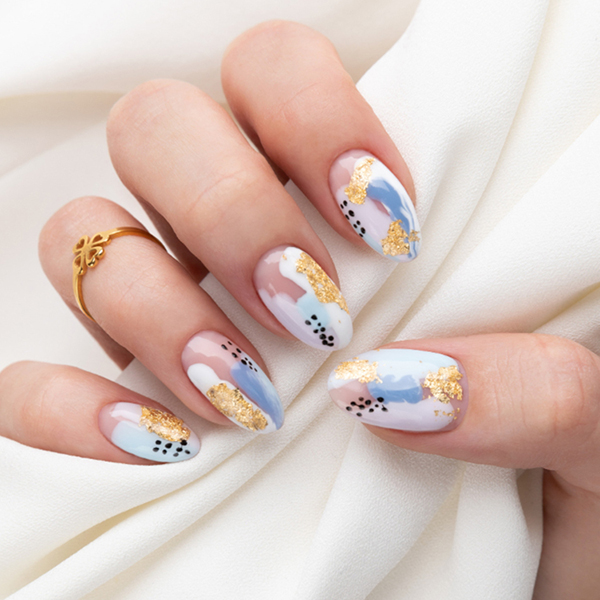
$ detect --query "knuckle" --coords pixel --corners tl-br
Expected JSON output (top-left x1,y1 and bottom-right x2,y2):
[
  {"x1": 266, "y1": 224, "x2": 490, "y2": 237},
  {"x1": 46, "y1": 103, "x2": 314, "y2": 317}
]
[
  {"x1": 0, "y1": 362, "x2": 30, "y2": 431},
  {"x1": 185, "y1": 162, "x2": 271, "y2": 232},
  {"x1": 227, "y1": 20, "x2": 318, "y2": 59},
  {"x1": 223, "y1": 21, "x2": 336, "y2": 89},
  {"x1": 254, "y1": 19, "x2": 310, "y2": 37},
  {"x1": 107, "y1": 79, "x2": 196, "y2": 143},
  {"x1": 276, "y1": 78, "x2": 347, "y2": 133},
  {"x1": 16, "y1": 365, "x2": 76, "y2": 437},
  {"x1": 38, "y1": 196, "x2": 123, "y2": 290},
  {"x1": 41, "y1": 196, "x2": 114, "y2": 238},
  {"x1": 38, "y1": 196, "x2": 120, "y2": 273},
  {"x1": 0, "y1": 361, "x2": 35, "y2": 394}
]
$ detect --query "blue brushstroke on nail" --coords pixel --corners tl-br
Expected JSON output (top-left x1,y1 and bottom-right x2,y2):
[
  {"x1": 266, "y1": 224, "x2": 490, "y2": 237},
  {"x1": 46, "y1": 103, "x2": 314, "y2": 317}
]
[
  {"x1": 367, "y1": 178, "x2": 420, "y2": 260},
  {"x1": 296, "y1": 293, "x2": 331, "y2": 328},
  {"x1": 367, "y1": 374, "x2": 422, "y2": 404},
  {"x1": 231, "y1": 362, "x2": 284, "y2": 429}
]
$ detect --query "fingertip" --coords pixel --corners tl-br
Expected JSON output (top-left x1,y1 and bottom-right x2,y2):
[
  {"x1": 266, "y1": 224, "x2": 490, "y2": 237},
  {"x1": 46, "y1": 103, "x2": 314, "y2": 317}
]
[{"x1": 0, "y1": 362, "x2": 201, "y2": 465}]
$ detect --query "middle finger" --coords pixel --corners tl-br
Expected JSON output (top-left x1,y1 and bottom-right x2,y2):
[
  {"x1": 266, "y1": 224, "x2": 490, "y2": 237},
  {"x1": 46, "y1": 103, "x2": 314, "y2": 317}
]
[{"x1": 107, "y1": 79, "x2": 352, "y2": 351}]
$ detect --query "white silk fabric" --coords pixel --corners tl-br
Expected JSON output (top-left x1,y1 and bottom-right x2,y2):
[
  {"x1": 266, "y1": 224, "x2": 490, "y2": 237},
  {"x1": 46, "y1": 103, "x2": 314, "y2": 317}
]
[{"x1": 1, "y1": 0, "x2": 600, "y2": 598}]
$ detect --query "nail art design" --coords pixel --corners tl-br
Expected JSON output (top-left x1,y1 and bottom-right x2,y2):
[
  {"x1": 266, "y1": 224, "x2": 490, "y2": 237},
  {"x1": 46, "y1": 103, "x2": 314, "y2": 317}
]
[
  {"x1": 254, "y1": 246, "x2": 353, "y2": 350},
  {"x1": 182, "y1": 331, "x2": 284, "y2": 433},
  {"x1": 328, "y1": 349, "x2": 467, "y2": 431},
  {"x1": 99, "y1": 402, "x2": 200, "y2": 462},
  {"x1": 330, "y1": 150, "x2": 421, "y2": 261}
]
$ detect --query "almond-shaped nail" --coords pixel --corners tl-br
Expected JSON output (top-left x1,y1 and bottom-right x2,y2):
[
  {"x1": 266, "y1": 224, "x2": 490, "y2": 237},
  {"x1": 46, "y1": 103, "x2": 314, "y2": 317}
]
[
  {"x1": 328, "y1": 349, "x2": 467, "y2": 431},
  {"x1": 182, "y1": 331, "x2": 284, "y2": 433},
  {"x1": 330, "y1": 150, "x2": 421, "y2": 261},
  {"x1": 99, "y1": 402, "x2": 200, "y2": 462},
  {"x1": 253, "y1": 245, "x2": 352, "y2": 350}
]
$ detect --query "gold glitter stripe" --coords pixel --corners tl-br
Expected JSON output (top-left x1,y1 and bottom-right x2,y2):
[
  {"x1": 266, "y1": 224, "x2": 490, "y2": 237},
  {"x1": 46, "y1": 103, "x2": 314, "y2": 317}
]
[
  {"x1": 295, "y1": 252, "x2": 349, "y2": 313},
  {"x1": 334, "y1": 359, "x2": 382, "y2": 383},
  {"x1": 206, "y1": 383, "x2": 268, "y2": 432},
  {"x1": 139, "y1": 406, "x2": 191, "y2": 441},
  {"x1": 422, "y1": 366, "x2": 463, "y2": 404},
  {"x1": 345, "y1": 157, "x2": 375, "y2": 205},
  {"x1": 381, "y1": 221, "x2": 420, "y2": 256}
]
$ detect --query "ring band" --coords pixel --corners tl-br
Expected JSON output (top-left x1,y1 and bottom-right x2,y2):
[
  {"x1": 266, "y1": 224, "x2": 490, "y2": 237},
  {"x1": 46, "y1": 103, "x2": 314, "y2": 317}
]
[{"x1": 72, "y1": 227, "x2": 165, "y2": 322}]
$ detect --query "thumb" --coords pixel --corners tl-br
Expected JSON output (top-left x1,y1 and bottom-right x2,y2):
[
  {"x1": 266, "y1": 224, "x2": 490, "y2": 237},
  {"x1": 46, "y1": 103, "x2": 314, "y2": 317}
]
[{"x1": 327, "y1": 333, "x2": 600, "y2": 490}]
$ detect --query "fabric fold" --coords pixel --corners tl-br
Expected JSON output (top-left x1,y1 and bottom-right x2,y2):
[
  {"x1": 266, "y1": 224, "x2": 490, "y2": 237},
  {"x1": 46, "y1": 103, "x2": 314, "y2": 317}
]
[{"x1": 2, "y1": 0, "x2": 600, "y2": 598}]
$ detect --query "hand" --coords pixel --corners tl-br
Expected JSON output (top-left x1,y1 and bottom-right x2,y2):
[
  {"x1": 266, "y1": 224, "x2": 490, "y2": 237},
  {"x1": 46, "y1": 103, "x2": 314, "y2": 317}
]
[
  {"x1": 0, "y1": 21, "x2": 417, "y2": 464},
  {"x1": 4, "y1": 19, "x2": 592, "y2": 599},
  {"x1": 327, "y1": 333, "x2": 600, "y2": 599}
]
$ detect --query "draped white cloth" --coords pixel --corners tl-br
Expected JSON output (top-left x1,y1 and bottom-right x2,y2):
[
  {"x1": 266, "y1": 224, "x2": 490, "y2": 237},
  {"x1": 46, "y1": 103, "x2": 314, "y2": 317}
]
[{"x1": 2, "y1": 0, "x2": 600, "y2": 598}]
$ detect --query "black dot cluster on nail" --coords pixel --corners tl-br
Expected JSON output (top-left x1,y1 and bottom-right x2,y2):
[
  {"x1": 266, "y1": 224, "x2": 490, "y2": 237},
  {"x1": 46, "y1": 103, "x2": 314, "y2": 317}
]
[
  {"x1": 221, "y1": 338, "x2": 259, "y2": 372},
  {"x1": 339, "y1": 200, "x2": 366, "y2": 238},
  {"x1": 152, "y1": 437, "x2": 191, "y2": 458},
  {"x1": 303, "y1": 314, "x2": 335, "y2": 347},
  {"x1": 346, "y1": 396, "x2": 388, "y2": 418}
]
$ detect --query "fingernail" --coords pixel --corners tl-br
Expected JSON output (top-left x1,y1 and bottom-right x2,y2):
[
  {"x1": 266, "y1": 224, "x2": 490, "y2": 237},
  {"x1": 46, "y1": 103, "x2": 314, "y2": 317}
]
[
  {"x1": 328, "y1": 349, "x2": 467, "y2": 431},
  {"x1": 182, "y1": 331, "x2": 284, "y2": 433},
  {"x1": 330, "y1": 150, "x2": 421, "y2": 261},
  {"x1": 99, "y1": 402, "x2": 200, "y2": 462},
  {"x1": 253, "y1": 245, "x2": 353, "y2": 350}
]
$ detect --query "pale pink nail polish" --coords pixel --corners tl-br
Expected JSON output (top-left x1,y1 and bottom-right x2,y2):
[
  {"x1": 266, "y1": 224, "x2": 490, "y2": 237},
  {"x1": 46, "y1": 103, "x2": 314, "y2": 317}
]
[{"x1": 253, "y1": 245, "x2": 352, "y2": 350}]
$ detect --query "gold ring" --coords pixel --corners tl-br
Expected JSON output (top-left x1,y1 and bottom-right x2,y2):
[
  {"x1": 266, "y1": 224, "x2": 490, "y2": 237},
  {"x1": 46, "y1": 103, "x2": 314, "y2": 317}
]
[{"x1": 72, "y1": 227, "x2": 165, "y2": 322}]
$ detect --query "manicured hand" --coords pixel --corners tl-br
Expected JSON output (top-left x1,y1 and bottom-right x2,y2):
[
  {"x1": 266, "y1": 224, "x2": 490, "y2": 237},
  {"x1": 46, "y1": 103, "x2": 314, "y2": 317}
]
[
  {"x1": 0, "y1": 21, "x2": 418, "y2": 464},
  {"x1": 328, "y1": 334, "x2": 600, "y2": 599}
]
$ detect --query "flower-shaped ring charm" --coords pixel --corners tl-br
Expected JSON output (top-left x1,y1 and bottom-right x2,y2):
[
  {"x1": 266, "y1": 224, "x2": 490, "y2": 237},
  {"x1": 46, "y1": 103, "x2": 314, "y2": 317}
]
[
  {"x1": 71, "y1": 227, "x2": 165, "y2": 322},
  {"x1": 72, "y1": 232, "x2": 111, "y2": 278}
]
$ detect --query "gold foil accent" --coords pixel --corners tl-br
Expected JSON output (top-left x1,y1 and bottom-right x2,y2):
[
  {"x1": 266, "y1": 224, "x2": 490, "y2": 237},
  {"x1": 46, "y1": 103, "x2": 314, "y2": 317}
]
[
  {"x1": 334, "y1": 359, "x2": 382, "y2": 383},
  {"x1": 139, "y1": 406, "x2": 191, "y2": 442},
  {"x1": 295, "y1": 252, "x2": 349, "y2": 313},
  {"x1": 434, "y1": 408, "x2": 459, "y2": 420},
  {"x1": 381, "y1": 221, "x2": 420, "y2": 256},
  {"x1": 422, "y1": 365, "x2": 463, "y2": 404},
  {"x1": 345, "y1": 157, "x2": 375, "y2": 204},
  {"x1": 206, "y1": 383, "x2": 268, "y2": 432}
]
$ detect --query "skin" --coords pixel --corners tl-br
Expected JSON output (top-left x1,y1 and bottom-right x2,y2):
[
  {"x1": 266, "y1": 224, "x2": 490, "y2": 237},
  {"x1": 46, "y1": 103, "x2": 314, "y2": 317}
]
[
  {"x1": 361, "y1": 335, "x2": 600, "y2": 599},
  {"x1": 0, "y1": 20, "x2": 597, "y2": 597}
]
